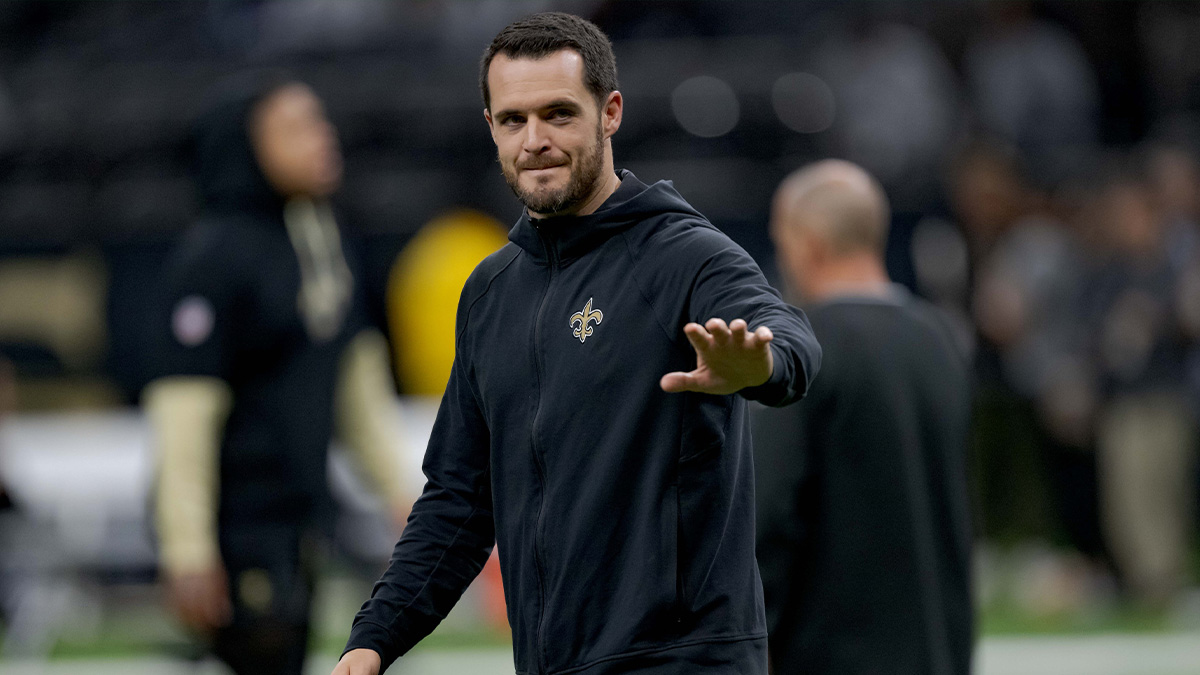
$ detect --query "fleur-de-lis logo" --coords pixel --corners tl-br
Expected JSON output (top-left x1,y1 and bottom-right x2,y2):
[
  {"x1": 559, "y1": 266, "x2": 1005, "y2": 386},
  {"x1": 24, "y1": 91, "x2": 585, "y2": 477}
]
[{"x1": 569, "y1": 297, "x2": 604, "y2": 343}]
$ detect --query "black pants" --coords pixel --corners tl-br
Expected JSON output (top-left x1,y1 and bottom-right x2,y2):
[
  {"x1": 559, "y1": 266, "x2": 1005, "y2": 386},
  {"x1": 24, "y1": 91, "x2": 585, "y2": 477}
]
[{"x1": 215, "y1": 524, "x2": 317, "y2": 675}]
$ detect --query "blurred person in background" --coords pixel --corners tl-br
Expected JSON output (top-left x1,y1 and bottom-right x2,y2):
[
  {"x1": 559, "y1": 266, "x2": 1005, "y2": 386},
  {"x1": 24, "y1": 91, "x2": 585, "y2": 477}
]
[
  {"x1": 950, "y1": 140, "x2": 1056, "y2": 545},
  {"x1": 755, "y1": 160, "x2": 973, "y2": 675},
  {"x1": 335, "y1": 12, "x2": 820, "y2": 675},
  {"x1": 963, "y1": 1, "x2": 1100, "y2": 156},
  {"x1": 952, "y1": 139, "x2": 1114, "y2": 599},
  {"x1": 810, "y1": 14, "x2": 960, "y2": 213},
  {"x1": 1086, "y1": 163, "x2": 1197, "y2": 606},
  {"x1": 143, "y1": 74, "x2": 409, "y2": 675}
]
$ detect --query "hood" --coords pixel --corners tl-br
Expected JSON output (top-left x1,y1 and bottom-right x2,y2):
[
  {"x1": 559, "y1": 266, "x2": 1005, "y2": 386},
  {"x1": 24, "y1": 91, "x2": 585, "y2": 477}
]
[
  {"x1": 191, "y1": 72, "x2": 293, "y2": 218},
  {"x1": 509, "y1": 169, "x2": 705, "y2": 263}
]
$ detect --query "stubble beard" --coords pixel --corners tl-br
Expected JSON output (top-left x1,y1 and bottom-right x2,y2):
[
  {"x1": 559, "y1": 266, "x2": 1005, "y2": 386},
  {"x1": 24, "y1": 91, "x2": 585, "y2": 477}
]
[{"x1": 502, "y1": 125, "x2": 605, "y2": 217}]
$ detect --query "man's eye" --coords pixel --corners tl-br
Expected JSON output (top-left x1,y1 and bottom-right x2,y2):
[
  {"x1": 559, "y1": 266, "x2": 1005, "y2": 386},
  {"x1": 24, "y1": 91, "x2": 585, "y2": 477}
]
[
  {"x1": 549, "y1": 109, "x2": 573, "y2": 119},
  {"x1": 502, "y1": 116, "x2": 524, "y2": 126}
]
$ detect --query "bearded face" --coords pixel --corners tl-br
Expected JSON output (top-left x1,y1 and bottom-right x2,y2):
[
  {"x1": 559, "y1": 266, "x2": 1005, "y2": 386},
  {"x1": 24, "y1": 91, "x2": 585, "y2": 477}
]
[
  {"x1": 485, "y1": 50, "x2": 619, "y2": 218},
  {"x1": 500, "y1": 120, "x2": 605, "y2": 216}
]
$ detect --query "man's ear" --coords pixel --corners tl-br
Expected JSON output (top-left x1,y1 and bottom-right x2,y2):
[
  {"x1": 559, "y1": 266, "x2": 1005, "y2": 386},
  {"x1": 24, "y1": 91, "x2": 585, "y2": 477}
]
[
  {"x1": 601, "y1": 91, "x2": 622, "y2": 140},
  {"x1": 483, "y1": 108, "x2": 497, "y2": 144}
]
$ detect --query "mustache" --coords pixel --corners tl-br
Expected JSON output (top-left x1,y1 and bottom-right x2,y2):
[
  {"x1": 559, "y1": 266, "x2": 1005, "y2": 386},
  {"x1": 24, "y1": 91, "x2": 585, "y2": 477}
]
[{"x1": 517, "y1": 157, "x2": 568, "y2": 170}]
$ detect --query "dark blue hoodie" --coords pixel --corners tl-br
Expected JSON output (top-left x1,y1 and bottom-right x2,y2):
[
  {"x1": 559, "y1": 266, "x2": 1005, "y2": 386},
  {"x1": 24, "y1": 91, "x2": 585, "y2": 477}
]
[{"x1": 346, "y1": 171, "x2": 821, "y2": 674}]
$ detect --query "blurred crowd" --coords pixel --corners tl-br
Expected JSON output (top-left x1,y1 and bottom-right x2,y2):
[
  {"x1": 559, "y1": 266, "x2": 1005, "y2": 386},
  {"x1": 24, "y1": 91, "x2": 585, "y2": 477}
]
[{"x1": 2, "y1": 0, "x2": 1200, "y2": 641}]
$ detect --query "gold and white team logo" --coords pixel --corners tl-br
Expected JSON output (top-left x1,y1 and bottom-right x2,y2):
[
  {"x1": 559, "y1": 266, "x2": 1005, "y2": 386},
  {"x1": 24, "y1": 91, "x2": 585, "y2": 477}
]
[{"x1": 569, "y1": 297, "x2": 604, "y2": 343}]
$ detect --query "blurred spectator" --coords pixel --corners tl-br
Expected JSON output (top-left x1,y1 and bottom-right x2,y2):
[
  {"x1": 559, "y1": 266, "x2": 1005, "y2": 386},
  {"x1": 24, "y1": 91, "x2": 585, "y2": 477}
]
[
  {"x1": 811, "y1": 17, "x2": 960, "y2": 211},
  {"x1": 952, "y1": 140, "x2": 1056, "y2": 545},
  {"x1": 1086, "y1": 166, "x2": 1196, "y2": 605},
  {"x1": 964, "y1": 2, "x2": 1100, "y2": 156},
  {"x1": 951, "y1": 136, "x2": 1117, "y2": 599},
  {"x1": 972, "y1": 193, "x2": 1090, "y2": 438},
  {"x1": 143, "y1": 75, "x2": 409, "y2": 674},
  {"x1": 756, "y1": 160, "x2": 973, "y2": 675},
  {"x1": 951, "y1": 139, "x2": 1035, "y2": 262}
]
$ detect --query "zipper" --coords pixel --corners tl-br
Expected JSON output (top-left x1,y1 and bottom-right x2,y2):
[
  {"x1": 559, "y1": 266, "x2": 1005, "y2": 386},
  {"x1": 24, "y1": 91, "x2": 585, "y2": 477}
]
[{"x1": 530, "y1": 227, "x2": 557, "y2": 674}]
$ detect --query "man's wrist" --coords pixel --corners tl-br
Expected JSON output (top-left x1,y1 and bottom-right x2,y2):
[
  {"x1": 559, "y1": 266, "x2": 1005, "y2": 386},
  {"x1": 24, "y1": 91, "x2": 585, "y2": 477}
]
[
  {"x1": 739, "y1": 343, "x2": 789, "y2": 404},
  {"x1": 345, "y1": 621, "x2": 402, "y2": 672}
]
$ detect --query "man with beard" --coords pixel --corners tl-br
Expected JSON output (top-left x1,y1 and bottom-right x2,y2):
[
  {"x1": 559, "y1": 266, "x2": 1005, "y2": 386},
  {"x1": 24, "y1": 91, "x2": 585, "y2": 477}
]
[
  {"x1": 333, "y1": 12, "x2": 821, "y2": 675},
  {"x1": 755, "y1": 160, "x2": 973, "y2": 674}
]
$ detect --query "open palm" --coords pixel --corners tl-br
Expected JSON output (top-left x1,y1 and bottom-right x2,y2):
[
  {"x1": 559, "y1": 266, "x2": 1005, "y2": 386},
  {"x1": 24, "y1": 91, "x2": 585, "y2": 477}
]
[{"x1": 660, "y1": 318, "x2": 774, "y2": 395}]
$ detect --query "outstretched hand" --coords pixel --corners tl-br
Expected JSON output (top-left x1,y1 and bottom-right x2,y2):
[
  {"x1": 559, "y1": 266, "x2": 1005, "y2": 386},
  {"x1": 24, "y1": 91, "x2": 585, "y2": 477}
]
[{"x1": 660, "y1": 318, "x2": 774, "y2": 395}]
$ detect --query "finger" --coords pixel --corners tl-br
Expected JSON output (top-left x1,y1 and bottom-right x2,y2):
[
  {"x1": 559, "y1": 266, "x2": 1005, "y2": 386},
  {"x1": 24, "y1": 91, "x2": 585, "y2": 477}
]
[
  {"x1": 705, "y1": 318, "x2": 731, "y2": 345},
  {"x1": 682, "y1": 322, "x2": 712, "y2": 353},
  {"x1": 729, "y1": 319, "x2": 748, "y2": 345},
  {"x1": 660, "y1": 371, "x2": 700, "y2": 393},
  {"x1": 753, "y1": 326, "x2": 774, "y2": 344}
]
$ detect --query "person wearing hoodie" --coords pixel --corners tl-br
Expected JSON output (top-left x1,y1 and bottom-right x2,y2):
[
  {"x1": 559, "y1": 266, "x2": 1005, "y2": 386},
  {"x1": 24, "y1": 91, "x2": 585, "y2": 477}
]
[
  {"x1": 334, "y1": 13, "x2": 821, "y2": 675},
  {"x1": 143, "y1": 75, "x2": 408, "y2": 675}
]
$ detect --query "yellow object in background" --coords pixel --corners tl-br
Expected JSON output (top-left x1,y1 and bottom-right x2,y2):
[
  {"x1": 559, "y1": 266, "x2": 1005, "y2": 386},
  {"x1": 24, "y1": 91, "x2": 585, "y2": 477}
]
[{"x1": 386, "y1": 209, "x2": 508, "y2": 396}]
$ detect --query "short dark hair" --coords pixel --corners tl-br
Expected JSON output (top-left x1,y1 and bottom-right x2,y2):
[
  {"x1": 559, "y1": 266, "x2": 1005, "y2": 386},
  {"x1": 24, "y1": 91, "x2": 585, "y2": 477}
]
[{"x1": 480, "y1": 12, "x2": 618, "y2": 110}]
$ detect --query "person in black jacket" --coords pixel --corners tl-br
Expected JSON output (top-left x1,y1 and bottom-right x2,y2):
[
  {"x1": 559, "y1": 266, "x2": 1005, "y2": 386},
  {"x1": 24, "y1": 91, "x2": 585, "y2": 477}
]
[
  {"x1": 334, "y1": 12, "x2": 821, "y2": 675},
  {"x1": 754, "y1": 160, "x2": 974, "y2": 674},
  {"x1": 144, "y1": 75, "x2": 408, "y2": 675}
]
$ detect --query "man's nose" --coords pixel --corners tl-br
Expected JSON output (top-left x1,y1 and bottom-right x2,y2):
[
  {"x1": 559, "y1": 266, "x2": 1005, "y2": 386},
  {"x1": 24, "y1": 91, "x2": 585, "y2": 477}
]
[{"x1": 522, "y1": 118, "x2": 551, "y2": 153}]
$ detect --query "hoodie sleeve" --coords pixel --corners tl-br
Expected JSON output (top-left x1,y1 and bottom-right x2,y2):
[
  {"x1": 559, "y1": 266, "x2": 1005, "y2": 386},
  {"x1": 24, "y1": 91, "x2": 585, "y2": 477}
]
[
  {"x1": 676, "y1": 225, "x2": 821, "y2": 407},
  {"x1": 343, "y1": 298, "x2": 495, "y2": 669},
  {"x1": 628, "y1": 220, "x2": 820, "y2": 407}
]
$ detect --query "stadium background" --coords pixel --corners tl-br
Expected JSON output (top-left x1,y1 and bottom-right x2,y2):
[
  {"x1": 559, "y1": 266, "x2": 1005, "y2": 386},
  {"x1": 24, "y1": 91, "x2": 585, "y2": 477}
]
[{"x1": 2, "y1": 1, "x2": 1200, "y2": 673}]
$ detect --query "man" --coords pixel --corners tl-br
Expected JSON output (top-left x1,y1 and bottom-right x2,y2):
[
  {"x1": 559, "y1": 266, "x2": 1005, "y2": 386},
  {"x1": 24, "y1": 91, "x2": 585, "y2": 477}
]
[
  {"x1": 754, "y1": 160, "x2": 974, "y2": 674},
  {"x1": 144, "y1": 75, "x2": 408, "y2": 675},
  {"x1": 334, "y1": 12, "x2": 820, "y2": 675}
]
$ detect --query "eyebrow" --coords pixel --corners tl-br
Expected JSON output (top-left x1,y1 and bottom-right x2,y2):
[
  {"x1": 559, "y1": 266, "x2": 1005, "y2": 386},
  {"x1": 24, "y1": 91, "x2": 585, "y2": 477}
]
[{"x1": 494, "y1": 99, "x2": 584, "y2": 119}]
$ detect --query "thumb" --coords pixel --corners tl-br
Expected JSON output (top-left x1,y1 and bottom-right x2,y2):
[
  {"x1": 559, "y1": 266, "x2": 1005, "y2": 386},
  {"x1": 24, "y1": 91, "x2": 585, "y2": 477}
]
[{"x1": 660, "y1": 370, "x2": 699, "y2": 393}]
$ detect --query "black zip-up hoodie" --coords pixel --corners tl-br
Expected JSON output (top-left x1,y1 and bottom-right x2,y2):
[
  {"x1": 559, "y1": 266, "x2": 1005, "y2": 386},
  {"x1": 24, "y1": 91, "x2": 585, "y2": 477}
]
[{"x1": 346, "y1": 171, "x2": 821, "y2": 674}]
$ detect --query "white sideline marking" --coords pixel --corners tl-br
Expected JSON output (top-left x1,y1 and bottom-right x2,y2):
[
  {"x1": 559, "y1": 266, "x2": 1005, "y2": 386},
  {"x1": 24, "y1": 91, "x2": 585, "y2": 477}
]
[{"x1": 5, "y1": 636, "x2": 1200, "y2": 675}]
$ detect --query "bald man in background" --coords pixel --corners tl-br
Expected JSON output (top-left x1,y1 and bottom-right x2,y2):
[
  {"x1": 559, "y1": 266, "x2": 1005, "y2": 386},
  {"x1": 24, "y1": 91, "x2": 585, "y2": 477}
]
[{"x1": 754, "y1": 160, "x2": 974, "y2": 674}]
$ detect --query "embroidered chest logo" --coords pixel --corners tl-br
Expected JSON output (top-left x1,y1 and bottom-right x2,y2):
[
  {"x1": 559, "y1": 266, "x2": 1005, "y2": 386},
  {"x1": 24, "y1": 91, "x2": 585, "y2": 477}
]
[{"x1": 569, "y1": 297, "x2": 604, "y2": 343}]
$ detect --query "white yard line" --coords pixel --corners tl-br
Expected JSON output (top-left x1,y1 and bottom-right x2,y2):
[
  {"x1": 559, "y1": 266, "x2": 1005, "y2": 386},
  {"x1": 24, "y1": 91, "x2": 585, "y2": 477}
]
[
  {"x1": 976, "y1": 634, "x2": 1200, "y2": 675},
  {"x1": 4, "y1": 636, "x2": 1200, "y2": 675}
]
